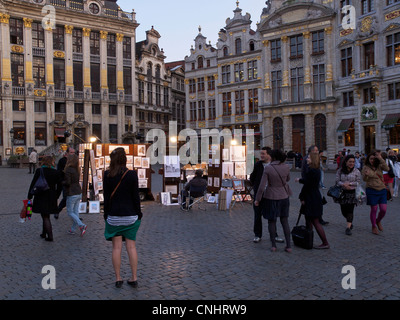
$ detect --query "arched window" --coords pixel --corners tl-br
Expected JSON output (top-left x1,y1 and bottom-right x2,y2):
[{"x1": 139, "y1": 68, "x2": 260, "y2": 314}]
[
  {"x1": 249, "y1": 41, "x2": 255, "y2": 51},
  {"x1": 273, "y1": 117, "x2": 284, "y2": 150},
  {"x1": 314, "y1": 113, "x2": 327, "y2": 151},
  {"x1": 198, "y1": 56, "x2": 203, "y2": 69},
  {"x1": 147, "y1": 62, "x2": 152, "y2": 81},
  {"x1": 223, "y1": 46, "x2": 228, "y2": 57},
  {"x1": 235, "y1": 38, "x2": 242, "y2": 55}
]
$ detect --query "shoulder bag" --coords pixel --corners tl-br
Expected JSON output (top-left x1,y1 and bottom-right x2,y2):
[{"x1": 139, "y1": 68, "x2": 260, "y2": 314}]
[
  {"x1": 270, "y1": 164, "x2": 292, "y2": 197},
  {"x1": 30, "y1": 168, "x2": 50, "y2": 195}
]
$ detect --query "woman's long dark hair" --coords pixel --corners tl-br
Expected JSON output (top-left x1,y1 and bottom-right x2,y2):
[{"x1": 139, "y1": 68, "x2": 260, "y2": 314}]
[
  {"x1": 341, "y1": 154, "x2": 355, "y2": 174},
  {"x1": 108, "y1": 147, "x2": 127, "y2": 177},
  {"x1": 65, "y1": 153, "x2": 80, "y2": 176},
  {"x1": 364, "y1": 151, "x2": 380, "y2": 169},
  {"x1": 271, "y1": 149, "x2": 287, "y2": 163}
]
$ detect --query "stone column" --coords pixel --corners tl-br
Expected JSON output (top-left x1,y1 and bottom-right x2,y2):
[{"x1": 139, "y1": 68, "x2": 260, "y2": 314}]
[
  {"x1": 100, "y1": 30, "x2": 108, "y2": 99},
  {"x1": 64, "y1": 25, "x2": 75, "y2": 128},
  {"x1": 262, "y1": 40, "x2": 272, "y2": 107},
  {"x1": 45, "y1": 24, "x2": 54, "y2": 145},
  {"x1": 0, "y1": 14, "x2": 13, "y2": 155},
  {"x1": 324, "y1": 26, "x2": 334, "y2": 98},
  {"x1": 281, "y1": 36, "x2": 289, "y2": 103},
  {"x1": 23, "y1": 18, "x2": 35, "y2": 148},
  {"x1": 305, "y1": 113, "x2": 314, "y2": 149},
  {"x1": 283, "y1": 115, "x2": 292, "y2": 151},
  {"x1": 82, "y1": 28, "x2": 92, "y2": 135},
  {"x1": 303, "y1": 31, "x2": 312, "y2": 100},
  {"x1": 116, "y1": 33, "x2": 125, "y2": 143}
]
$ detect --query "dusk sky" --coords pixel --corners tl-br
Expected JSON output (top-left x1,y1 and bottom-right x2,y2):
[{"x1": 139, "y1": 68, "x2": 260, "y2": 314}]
[{"x1": 118, "y1": 0, "x2": 266, "y2": 62}]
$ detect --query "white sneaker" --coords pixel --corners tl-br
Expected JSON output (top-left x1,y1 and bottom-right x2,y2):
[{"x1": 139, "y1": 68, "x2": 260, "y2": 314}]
[{"x1": 253, "y1": 237, "x2": 261, "y2": 243}]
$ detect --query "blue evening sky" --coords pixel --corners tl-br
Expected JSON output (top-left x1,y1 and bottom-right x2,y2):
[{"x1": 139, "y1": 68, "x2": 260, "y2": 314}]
[{"x1": 118, "y1": 0, "x2": 265, "y2": 62}]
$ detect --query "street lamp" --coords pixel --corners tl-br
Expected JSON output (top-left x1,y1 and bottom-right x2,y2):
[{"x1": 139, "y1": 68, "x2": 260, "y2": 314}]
[{"x1": 9, "y1": 128, "x2": 14, "y2": 156}]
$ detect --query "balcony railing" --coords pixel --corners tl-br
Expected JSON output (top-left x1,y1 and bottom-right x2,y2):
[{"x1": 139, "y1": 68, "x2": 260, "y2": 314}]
[
  {"x1": 50, "y1": 0, "x2": 66, "y2": 7},
  {"x1": 12, "y1": 87, "x2": 25, "y2": 96},
  {"x1": 349, "y1": 66, "x2": 382, "y2": 85},
  {"x1": 55, "y1": 89, "x2": 65, "y2": 98}
]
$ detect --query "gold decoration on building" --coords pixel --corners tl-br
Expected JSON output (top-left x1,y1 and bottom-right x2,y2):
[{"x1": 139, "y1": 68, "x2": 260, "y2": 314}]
[
  {"x1": 116, "y1": 33, "x2": 124, "y2": 42},
  {"x1": 54, "y1": 51, "x2": 65, "y2": 58},
  {"x1": 11, "y1": 45, "x2": 24, "y2": 53},
  {"x1": 23, "y1": 18, "x2": 33, "y2": 28},
  {"x1": 65, "y1": 25, "x2": 74, "y2": 34},
  {"x1": 281, "y1": 36, "x2": 288, "y2": 43},
  {"x1": 82, "y1": 28, "x2": 91, "y2": 37},
  {"x1": 385, "y1": 9, "x2": 400, "y2": 21},
  {"x1": 0, "y1": 13, "x2": 10, "y2": 24},
  {"x1": 262, "y1": 40, "x2": 269, "y2": 47},
  {"x1": 34, "y1": 89, "x2": 46, "y2": 97},
  {"x1": 324, "y1": 26, "x2": 333, "y2": 35},
  {"x1": 340, "y1": 29, "x2": 353, "y2": 37},
  {"x1": 100, "y1": 30, "x2": 108, "y2": 39},
  {"x1": 360, "y1": 16, "x2": 373, "y2": 33},
  {"x1": 303, "y1": 31, "x2": 311, "y2": 39},
  {"x1": 326, "y1": 64, "x2": 333, "y2": 81}
]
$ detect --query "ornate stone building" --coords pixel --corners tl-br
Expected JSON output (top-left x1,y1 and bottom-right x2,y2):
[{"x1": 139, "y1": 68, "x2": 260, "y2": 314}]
[
  {"x1": 185, "y1": 4, "x2": 263, "y2": 151},
  {"x1": 135, "y1": 26, "x2": 173, "y2": 141},
  {"x1": 258, "y1": 0, "x2": 336, "y2": 157},
  {"x1": 334, "y1": 0, "x2": 400, "y2": 154},
  {"x1": 0, "y1": 0, "x2": 137, "y2": 160}
]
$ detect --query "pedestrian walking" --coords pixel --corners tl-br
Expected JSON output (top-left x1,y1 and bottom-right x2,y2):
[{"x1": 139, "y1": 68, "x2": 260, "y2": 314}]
[
  {"x1": 64, "y1": 153, "x2": 87, "y2": 236},
  {"x1": 393, "y1": 154, "x2": 400, "y2": 197},
  {"x1": 103, "y1": 147, "x2": 143, "y2": 288},
  {"x1": 334, "y1": 155, "x2": 361, "y2": 235},
  {"x1": 55, "y1": 147, "x2": 76, "y2": 219},
  {"x1": 361, "y1": 151, "x2": 390, "y2": 235},
  {"x1": 27, "y1": 156, "x2": 63, "y2": 241},
  {"x1": 295, "y1": 153, "x2": 330, "y2": 249},
  {"x1": 254, "y1": 149, "x2": 292, "y2": 253},
  {"x1": 381, "y1": 152, "x2": 395, "y2": 199},
  {"x1": 28, "y1": 149, "x2": 38, "y2": 174}
]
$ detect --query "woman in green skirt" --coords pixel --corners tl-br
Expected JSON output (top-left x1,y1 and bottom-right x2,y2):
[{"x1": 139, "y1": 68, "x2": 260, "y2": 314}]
[{"x1": 103, "y1": 147, "x2": 143, "y2": 288}]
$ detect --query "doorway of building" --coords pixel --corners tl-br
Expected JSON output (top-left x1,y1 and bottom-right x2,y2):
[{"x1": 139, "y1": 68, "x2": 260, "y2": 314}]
[
  {"x1": 292, "y1": 115, "x2": 306, "y2": 156},
  {"x1": 364, "y1": 125, "x2": 376, "y2": 154}
]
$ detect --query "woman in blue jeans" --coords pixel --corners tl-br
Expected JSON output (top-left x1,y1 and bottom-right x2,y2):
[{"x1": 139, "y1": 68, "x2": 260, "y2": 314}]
[{"x1": 64, "y1": 154, "x2": 87, "y2": 236}]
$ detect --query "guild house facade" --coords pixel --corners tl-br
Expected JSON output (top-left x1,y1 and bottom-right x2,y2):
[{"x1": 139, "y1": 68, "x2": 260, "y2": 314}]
[{"x1": 186, "y1": 0, "x2": 400, "y2": 160}]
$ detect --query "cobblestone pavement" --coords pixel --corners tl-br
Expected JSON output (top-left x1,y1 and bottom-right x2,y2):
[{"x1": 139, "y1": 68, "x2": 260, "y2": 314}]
[{"x1": 0, "y1": 167, "x2": 399, "y2": 300}]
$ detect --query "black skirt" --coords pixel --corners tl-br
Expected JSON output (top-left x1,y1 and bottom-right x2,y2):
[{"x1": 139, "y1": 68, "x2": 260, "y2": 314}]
[{"x1": 262, "y1": 198, "x2": 290, "y2": 220}]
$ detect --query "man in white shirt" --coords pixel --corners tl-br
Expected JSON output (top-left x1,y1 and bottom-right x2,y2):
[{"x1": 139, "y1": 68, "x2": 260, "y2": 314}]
[{"x1": 28, "y1": 149, "x2": 38, "y2": 174}]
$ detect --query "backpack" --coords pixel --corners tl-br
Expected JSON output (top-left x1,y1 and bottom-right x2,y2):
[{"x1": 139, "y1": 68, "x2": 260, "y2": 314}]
[{"x1": 30, "y1": 168, "x2": 50, "y2": 195}]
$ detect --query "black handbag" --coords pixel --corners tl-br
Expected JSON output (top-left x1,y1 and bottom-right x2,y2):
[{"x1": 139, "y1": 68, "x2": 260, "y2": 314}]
[
  {"x1": 30, "y1": 168, "x2": 50, "y2": 195},
  {"x1": 327, "y1": 184, "x2": 343, "y2": 200},
  {"x1": 291, "y1": 209, "x2": 313, "y2": 250}
]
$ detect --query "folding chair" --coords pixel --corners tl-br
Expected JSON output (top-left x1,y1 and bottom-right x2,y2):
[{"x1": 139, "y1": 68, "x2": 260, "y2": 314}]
[{"x1": 180, "y1": 184, "x2": 207, "y2": 211}]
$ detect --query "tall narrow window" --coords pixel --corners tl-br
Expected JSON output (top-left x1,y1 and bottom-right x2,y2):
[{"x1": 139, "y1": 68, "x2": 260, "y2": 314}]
[
  {"x1": 107, "y1": 64, "x2": 116, "y2": 93},
  {"x1": 364, "y1": 42, "x2": 375, "y2": 69},
  {"x1": 53, "y1": 25, "x2": 64, "y2": 51},
  {"x1": 107, "y1": 33, "x2": 116, "y2": 57},
  {"x1": 109, "y1": 124, "x2": 118, "y2": 143},
  {"x1": 198, "y1": 57, "x2": 203, "y2": 69},
  {"x1": 33, "y1": 57, "x2": 46, "y2": 89},
  {"x1": 198, "y1": 100, "x2": 205, "y2": 120},
  {"x1": 73, "y1": 61, "x2": 83, "y2": 92},
  {"x1": 208, "y1": 100, "x2": 216, "y2": 120},
  {"x1": 291, "y1": 67, "x2": 304, "y2": 102},
  {"x1": 313, "y1": 64, "x2": 326, "y2": 100},
  {"x1": 222, "y1": 92, "x2": 232, "y2": 116},
  {"x1": 90, "y1": 31, "x2": 100, "y2": 55},
  {"x1": 54, "y1": 59, "x2": 65, "y2": 90},
  {"x1": 90, "y1": 63, "x2": 100, "y2": 92},
  {"x1": 248, "y1": 89, "x2": 258, "y2": 114},
  {"x1": 341, "y1": 47, "x2": 353, "y2": 77},
  {"x1": 361, "y1": 0, "x2": 374, "y2": 15},
  {"x1": 314, "y1": 114, "x2": 327, "y2": 151},
  {"x1": 273, "y1": 117, "x2": 284, "y2": 150},
  {"x1": 197, "y1": 77, "x2": 205, "y2": 92},
  {"x1": 123, "y1": 37, "x2": 131, "y2": 59},
  {"x1": 271, "y1": 39, "x2": 281, "y2": 61},
  {"x1": 10, "y1": 18, "x2": 23, "y2": 45},
  {"x1": 190, "y1": 102, "x2": 196, "y2": 121},
  {"x1": 235, "y1": 38, "x2": 242, "y2": 55},
  {"x1": 386, "y1": 32, "x2": 400, "y2": 66},
  {"x1": 147, "y1": 83, "x2": 153, "y2": 105},
  {"x1": 235, "y1": 90, "x2": 245, "y2": 115},
  {"x1": 11, "y1": 53, "x2": 24, "y2": 87},
  {"x1": 290, "y1": 35, "x2": 303, "y2": 58},
  {"x1": 138, "y1": 81, "x2": 144, "y2": 103},
  {"x1": 222, "y1": 65, "x2": 231, "y2": 84},
  {"x1": 72, "y1": 28, "x2": 82, "y2": 53},
  {"x1": 312, "y1": 30, "x2": 324, "y2": 54},
  {"x1": 123, "y1": 67, "x2": 132, "y2": 95},
  {"x1": 248, "y1": 60, "x2": 257, "y2": 80},
  {"x1": 163, "y1": 87, "x2": 169, "y2": 108},
  {"x1": 32, "y1": 22, "x2": 44, "y2": 48},
  {"x1": 234, "y1": 63, "x2": 244, "y2": 82},
  {"x1": 271, "y1": 71, "x2": 282, "y2": 104}
]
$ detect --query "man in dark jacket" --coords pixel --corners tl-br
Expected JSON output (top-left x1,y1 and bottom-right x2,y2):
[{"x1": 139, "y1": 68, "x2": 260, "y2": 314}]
[{"x1": 181, "y1": 169, "x2": 207, "y2": 209}]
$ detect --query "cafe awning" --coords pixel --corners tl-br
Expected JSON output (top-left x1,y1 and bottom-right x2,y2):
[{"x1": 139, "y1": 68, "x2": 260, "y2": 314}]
[
  {"x1": 336, "y1": 119, "x2": 354, "y2": 133},
  {"x1": 381, "y1": 113, "x2": 400, "y2": 129},
  {"x1": 54, "y1": 127, "x2": 66, "y2": 138}
]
